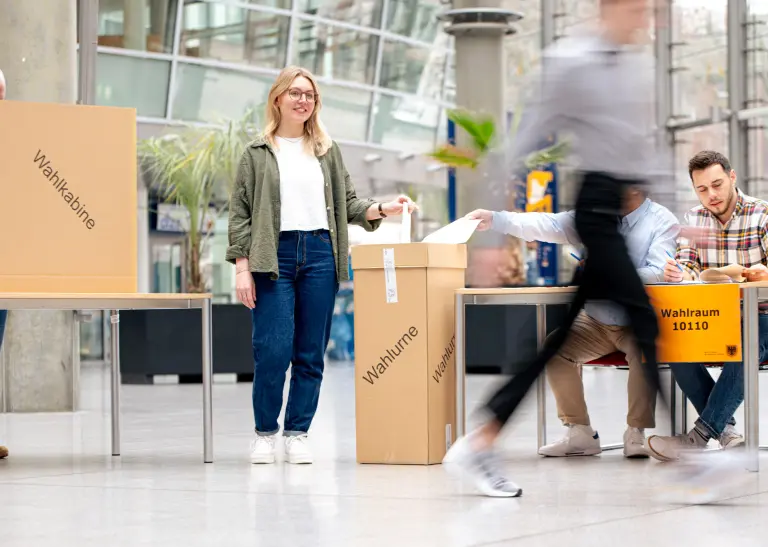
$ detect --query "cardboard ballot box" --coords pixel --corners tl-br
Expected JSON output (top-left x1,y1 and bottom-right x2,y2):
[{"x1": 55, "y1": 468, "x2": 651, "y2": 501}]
[
  {"x1": 0, "y1": 100, "x2": 137, "y2": 293},
  {"x1": 351, "y1": 242, "x2": 468, "y2": 464}
]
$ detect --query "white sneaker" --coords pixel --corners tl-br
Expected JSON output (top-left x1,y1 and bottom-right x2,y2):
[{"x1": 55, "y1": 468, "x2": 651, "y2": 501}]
[
  {"x1": 623, "y1": 427, "x2": 649, "y2": 458},
  {"x1": 284, "y1": 434, "x2": 313, "y2": 464},
  {"x1": 250, "y1": 434, "x2": 277, "y2": 464},
  {"x1": 538, "y1": 425, "x2": 601, "y2": 457},
  {"x1": 647, "y1": 430, "x2": 707, "y2": 462},
  {"x1": 719, "y1": 424, "x2": 745, "y2": 450},
  {"x1": 443, "y1": 433, "x2": 522, "y2": 498}
]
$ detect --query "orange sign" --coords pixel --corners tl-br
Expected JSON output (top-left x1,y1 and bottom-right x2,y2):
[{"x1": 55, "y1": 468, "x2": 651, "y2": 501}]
[{"x1": 647, "y1": 284, "x2": 742, "y2": 363}]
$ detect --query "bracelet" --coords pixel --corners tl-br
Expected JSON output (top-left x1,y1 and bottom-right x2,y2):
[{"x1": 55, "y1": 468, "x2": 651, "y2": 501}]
[{"x1": 378, "y1": 202, "x2": 387, "y2": 218}]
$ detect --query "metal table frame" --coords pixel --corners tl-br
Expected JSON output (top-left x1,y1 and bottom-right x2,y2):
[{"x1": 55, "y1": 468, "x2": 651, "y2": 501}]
[
  {"x1": 0, "y1": 293, "x2": 214, "y2": 463},
  {"x1": 455, "y1": 283, "x2": 767, "y2": 473}
]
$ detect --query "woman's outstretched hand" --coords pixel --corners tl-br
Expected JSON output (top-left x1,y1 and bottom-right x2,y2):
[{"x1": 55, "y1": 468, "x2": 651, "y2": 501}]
[{"x1": 380, "y1": 195, "x2": 419, "y2": 216}]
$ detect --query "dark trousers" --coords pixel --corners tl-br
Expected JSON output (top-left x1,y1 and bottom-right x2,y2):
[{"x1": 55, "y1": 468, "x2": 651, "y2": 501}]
[
  {"x1": 485, "y1": 172, "x2": 663, "y2": 426},
  {"x1": 0, "y1": 309, "x2": 6, "y2": 350},
  {"x1": 250, "y1": 230, "x2": 338, "y2": 436}
]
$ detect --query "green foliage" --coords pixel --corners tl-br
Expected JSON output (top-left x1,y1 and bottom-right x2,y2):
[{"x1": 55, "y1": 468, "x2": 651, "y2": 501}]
[
  {"x1": 138, "y1": 109, "x2": 258, "y2": 292},
  {"x1": 447, "y1": 108, "x2": 496, "y2": 154},
  {"x1": 429, "y1": 106, "x2": 569, "y2": 172},
  {"x1": 427, "y1": 144, "x2": 480, "y2": 169}
]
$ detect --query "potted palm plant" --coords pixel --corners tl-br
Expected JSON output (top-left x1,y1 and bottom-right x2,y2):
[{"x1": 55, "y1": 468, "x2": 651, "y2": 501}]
[
  {"x1": 138, "y1": 110, "x2": 258, "y2": 292},
  {"x1": 118, "y1": 111, "x2": 259, "y2": 383}
]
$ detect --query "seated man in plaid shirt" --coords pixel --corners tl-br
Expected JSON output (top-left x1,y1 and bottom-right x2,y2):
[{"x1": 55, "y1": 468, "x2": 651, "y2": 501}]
[{"x1": 647, "y1": 150, "x2": 768, "y2": 461}]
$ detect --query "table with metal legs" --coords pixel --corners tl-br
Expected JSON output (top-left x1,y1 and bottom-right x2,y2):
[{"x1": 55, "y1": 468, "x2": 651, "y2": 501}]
[
  {"x1": 0, "y1": 293, "x2": 214, "y2": 463},
  {"x1": 454, "y1": 283, "x2": 767, "y2": 472}
]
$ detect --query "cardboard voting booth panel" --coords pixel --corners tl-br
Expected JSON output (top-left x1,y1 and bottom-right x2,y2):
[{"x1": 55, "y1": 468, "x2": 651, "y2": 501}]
[
  {"x1": 0, "y1": 100, "x2": 137, "y2": 292},
  {"x1": 352, "y1": 218, "x2": 477, "y2": 465}
]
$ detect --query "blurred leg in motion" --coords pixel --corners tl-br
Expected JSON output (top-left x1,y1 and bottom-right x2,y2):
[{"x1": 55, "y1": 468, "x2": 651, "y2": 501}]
[{"x1": 443, "y1": 173, "x2": 663, "y2": 497}]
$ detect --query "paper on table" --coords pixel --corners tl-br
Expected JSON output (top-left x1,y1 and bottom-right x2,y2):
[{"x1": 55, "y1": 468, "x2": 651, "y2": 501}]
[
  {"x1": 421, "y1": 217, "x2": 481, "y2": 244},
  {"x1": 647, "y1": 279, "x2": 703, "y2": 285}
]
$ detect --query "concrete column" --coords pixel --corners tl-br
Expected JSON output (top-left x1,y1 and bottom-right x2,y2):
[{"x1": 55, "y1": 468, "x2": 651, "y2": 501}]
[
  {"x1": 653, "y1": 0, "x2": 680, "y2": 218},
  {"x1": 0, "y1": 0, "x2": 79, "y2": 412},
  {"x1": 124, "y1": 0, "x2": 148, "y2": 51},
  {"x1": 440, "y1": 3, "x2": 522, "y2": 284},
  {"x1": 727, "y1": 0, "x2": 749, "y2": 190}
]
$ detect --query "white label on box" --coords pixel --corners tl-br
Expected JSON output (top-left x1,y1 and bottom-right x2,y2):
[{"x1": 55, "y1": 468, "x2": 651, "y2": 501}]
[
  {"x1": 446, "y1": 424, "x2": 452, "y2": 451},
  {"x1": 383, "y1": 248, "x2": 398, "y2": 304}
]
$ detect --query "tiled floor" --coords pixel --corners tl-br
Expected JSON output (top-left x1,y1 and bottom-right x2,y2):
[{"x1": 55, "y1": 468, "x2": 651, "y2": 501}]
[{"x1": 1, "y1": 362, "x2": 768, "y2": 546}]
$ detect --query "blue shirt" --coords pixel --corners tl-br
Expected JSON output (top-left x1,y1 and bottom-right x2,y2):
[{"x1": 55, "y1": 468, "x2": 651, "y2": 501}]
[{"x1": 491, "y1": 199, "x2": 679, "y2": 326}]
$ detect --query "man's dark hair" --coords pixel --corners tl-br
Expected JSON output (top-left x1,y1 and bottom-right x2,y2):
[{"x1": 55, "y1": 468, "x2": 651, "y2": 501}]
[{"x1": 688, "y1": 150, "x2": 732, "y2": 180}]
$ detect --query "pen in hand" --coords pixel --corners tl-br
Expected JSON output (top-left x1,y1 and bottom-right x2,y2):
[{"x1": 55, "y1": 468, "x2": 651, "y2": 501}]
[
  {"x1": 665, "y1": 250, "x2": 683, "y2": 272},
  {"x1": 570, "y1": 252, "x2": 583, "y2": 270}
]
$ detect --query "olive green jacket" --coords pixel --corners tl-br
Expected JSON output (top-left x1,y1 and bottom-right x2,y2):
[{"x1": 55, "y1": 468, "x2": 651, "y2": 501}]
[{"x1": 225, "y1": 136, "x2": 382, "y2": 281}]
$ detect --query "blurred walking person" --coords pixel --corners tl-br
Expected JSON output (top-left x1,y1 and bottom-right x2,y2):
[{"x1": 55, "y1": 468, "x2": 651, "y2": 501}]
[{"x1": 443, "y1": 0, "x2": 670, "y2": 496}]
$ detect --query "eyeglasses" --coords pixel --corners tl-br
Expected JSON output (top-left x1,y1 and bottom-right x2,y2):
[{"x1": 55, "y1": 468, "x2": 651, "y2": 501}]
[{"x1": 287, "y1": 88, "x2": 317, "y2": 102}]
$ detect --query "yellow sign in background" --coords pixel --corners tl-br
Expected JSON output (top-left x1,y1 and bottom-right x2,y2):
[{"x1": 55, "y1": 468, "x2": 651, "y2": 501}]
[
  {"x1": 526, "y1": 170, "x2": 553, "y2": 213},
  {"x1": 647, "y1": 284, "x2": 742, "y2": 363}
]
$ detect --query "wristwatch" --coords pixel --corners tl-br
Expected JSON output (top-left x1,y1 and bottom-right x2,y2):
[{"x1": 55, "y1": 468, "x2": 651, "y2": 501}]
[{"x1": 378, "y1": 202, "x2": 387, "y2": 218}]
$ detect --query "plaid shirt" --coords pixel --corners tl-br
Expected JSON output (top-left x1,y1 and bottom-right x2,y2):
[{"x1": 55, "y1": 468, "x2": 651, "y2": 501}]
[{"x1": 676, "y1": 190, "x2": 768, "y2": 280}]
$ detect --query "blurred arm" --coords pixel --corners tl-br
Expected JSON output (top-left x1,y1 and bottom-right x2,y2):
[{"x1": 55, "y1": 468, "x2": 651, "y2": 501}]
[
  {"x1": 637, "y1": 210, "x2": 680, "y2": 283},
  {"x1": 491, "y1": 210, "x2": 580, "y2": 246}
]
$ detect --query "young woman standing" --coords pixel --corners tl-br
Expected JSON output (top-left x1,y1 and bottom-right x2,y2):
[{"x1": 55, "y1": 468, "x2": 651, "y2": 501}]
[{"x1": 226, "y1": 66, "x2": 416, "y2": 465}]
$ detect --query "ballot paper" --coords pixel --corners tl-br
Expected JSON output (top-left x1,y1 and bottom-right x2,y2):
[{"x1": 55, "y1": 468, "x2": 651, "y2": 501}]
[{"x1": 421, "y1": 217, "x2": 481, "y2": 244}]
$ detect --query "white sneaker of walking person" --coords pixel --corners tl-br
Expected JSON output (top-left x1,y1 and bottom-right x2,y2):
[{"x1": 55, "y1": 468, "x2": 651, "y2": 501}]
[
  {"x1": 443, "y1": 433, "x2": 523, "y2": 498},
  {"x1": 719, "y1": 423, "x2": 745, "y2": 450},
  {"x1": 623, "y1": 427, "x2": 649, "y2": 458},
  {"x1": 538, "y1": 424, "x2": 601, "y2": 457},
  {"x1": 250, "y1": 433, "x2": 277, "y2": 464},
  {"x1": 647, "y1": 428, "x2": 709, "y2": 462},
  {"x1": 284, "y1": 434, "x2": 313, "y2": 464}
]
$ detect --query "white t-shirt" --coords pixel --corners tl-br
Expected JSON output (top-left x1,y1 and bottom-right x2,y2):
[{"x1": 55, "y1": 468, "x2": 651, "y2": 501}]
[{"x1": 274, "y1": 136, "x2": 330, "y2": 232}]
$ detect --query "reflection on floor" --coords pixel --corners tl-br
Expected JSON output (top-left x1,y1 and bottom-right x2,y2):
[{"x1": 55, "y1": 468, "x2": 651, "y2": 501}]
[{"x1": 1, "y1": 362, "x2": 768, "y2": 546}]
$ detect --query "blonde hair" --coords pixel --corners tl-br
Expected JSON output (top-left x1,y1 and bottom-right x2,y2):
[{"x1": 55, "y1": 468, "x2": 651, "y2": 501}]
[{"x1": 262, "y1": 66, "x2": 332, "y2": 156}]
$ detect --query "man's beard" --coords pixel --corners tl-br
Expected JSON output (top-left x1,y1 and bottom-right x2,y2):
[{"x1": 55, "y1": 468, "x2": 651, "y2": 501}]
[{"x1": 708, "y1": 186, "x2": 736, "y2": 218}]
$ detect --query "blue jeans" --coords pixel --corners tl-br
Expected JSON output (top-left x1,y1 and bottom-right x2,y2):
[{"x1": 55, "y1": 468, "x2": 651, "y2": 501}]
[
  {"x1": 0, "y1": 309, "x2": 6, "y2": 350},
  {"x1": 670, "y1": 314, "x2": 768, "y2": 438},
  {"x1": 250, "y1": 230, "x2": 338, "y2": 436}
]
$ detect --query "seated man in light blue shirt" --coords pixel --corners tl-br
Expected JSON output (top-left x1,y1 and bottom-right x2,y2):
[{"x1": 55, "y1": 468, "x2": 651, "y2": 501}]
[{"x1": 468, "y1": 187, "x2": 678, "y2": 458}]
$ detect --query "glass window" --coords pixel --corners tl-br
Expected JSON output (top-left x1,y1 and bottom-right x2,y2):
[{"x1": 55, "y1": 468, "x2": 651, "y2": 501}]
[
  {"x1": 180, "y1": 3, "x2": 290, "y2": 69},
  {"x1": 318, "y1": 85, "x2": 373, "y2": 142},
  {"x1": 293, "y1": 20, "x2": 378, "y2": 84},
  {"x1": 370, "y1": 94, "x2": 440, "y2": 153},
  {"x1": 443, "y1": 54, "x2": 455, "y2": 104},
  {"x1": 671, "y1": 2, "x2": 727, "y2": 122},
  {"x1": 385, "y1": 0, "x2": 441, "y2": 43},
  {"x1": 298, "y1": 0, "x2": 384, "y2": 29},
  {"x1": 171, "y1": 63, "x2": 274, "y2": 123},
  {"x1": 379, "y1": 40, "x2": 446, "y2": 99},
  {"x1": 554, "y1": 0, "x2": 599, "y2": 37},
  {"x1": 243, "y1": 0, "x2": 291, "y2": 8},
  {"x1": 747, "y1": 1, "x2": 768, "y2": 109},
  {"x1": 96, "y1": 53, "x2": 170, "y2": 117},
  {"x1": 97, "y1": 0, "x2": 177, "y2": 53}
]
